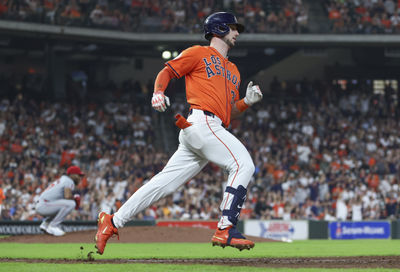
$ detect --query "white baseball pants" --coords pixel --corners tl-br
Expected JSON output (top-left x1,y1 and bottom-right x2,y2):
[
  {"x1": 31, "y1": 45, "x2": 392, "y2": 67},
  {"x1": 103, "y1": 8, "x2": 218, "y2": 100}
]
[{"x1": 113, "y1": 109, "x2": 255, "y2": 229}]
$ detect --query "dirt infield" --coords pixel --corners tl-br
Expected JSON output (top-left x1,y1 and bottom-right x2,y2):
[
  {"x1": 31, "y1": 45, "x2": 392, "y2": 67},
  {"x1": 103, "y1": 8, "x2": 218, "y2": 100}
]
[
  {"x1": 2, "y1": 256, "x2": 400, "y2": 268},
  {"x1": 1, "y1": 226, "x2": 400, "y2": 268},
  {"x1": 0, "y1": 226, "x2": 275, "y2": 243}
]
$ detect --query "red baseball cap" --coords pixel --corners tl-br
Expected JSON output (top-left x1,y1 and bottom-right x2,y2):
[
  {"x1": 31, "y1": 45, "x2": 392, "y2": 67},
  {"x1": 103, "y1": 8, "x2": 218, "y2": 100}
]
[{"x1": 67, "y1": 166, "x2": 84, "y2": 176}]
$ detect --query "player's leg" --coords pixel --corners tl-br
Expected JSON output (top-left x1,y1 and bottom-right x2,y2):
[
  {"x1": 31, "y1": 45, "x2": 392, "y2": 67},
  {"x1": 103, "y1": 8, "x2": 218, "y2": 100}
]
[
  {"x1": 200, "y1": 117, "x2": 255, "y2": 250},
  {"x1": 95, "y1": 143, "x2": 208, "y2": 254},
  {"x1": 39, "y1": 216, "x2": 52, "y2": 232},
  {"x1": 48, "y1": 199, "x2": 75, "y2": 227},
  {"x1": 36, "y1": 201, "x2": 51, "y2": 232},
  {"x1": 36, "y1": 199, "x2": 75, "y2": 236},
  {"x1": 113, "y1": 144, "x2": 207, "y2": 227}
]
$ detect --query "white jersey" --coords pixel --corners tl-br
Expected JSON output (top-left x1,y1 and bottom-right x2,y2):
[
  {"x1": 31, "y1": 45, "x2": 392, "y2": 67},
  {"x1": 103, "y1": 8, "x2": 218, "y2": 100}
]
[{"x1": 39, "y1": 175, "x2": 75, "y2": 201}]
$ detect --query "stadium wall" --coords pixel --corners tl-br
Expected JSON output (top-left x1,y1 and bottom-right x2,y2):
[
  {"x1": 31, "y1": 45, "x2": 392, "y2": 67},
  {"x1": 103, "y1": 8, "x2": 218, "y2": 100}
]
[{"x1": 2, "y1": 220, "x2": 400, "y2": 240}]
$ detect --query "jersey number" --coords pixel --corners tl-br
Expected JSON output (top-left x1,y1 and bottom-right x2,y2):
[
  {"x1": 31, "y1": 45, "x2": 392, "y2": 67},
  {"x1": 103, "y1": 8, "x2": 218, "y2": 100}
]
[{"x1": 230, "y1": 90, "x2": 236, "y2": 105}]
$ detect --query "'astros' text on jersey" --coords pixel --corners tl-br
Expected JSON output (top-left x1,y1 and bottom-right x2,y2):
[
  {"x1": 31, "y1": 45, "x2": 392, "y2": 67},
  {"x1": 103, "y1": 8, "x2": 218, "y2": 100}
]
[{"x1": 166, "y1": 45, "x2": 241, "y2": 127}]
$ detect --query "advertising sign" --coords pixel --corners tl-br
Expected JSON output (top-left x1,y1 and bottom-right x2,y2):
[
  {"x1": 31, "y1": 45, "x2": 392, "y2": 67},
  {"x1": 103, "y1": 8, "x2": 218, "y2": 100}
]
[
  {"x1": 0, "y1": 224, "x2": 96, "y2": 235},
  {"x1": 329, "y1": 221, "x2": 391, "y2": 239},
  {"x1": 244, "y1": 220, "x2": 308, "y2": 240}
]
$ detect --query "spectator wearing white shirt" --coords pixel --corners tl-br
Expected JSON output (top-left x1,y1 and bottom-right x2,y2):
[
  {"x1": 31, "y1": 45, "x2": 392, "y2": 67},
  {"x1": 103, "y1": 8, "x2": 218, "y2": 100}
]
[
  {"x1": 351, "y1": 195, "x2": 363, "y2": 221},
  {"x1": 336, "y1": 193, "x2": 348, "y2": 221}
]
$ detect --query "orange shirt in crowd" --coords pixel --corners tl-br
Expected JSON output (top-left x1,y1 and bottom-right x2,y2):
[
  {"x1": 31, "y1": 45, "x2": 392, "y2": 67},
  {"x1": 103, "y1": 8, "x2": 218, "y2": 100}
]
[
  {"x1": 284, "y1": 8, "x2": 294, "y2": 17},
  {"x1": 367, "y1": 174, "x2": 380, "y2": 189},
  {"x1": 44, "y1": 0, "x2": 54, "y2": 10},
  {"x1": 11, "y1": 143, "x2": 23, "y2": 153},
  {"x1": 265, "y1": 162, "x2": 275, "y2": 174},
  {"x1": 338, "y1": 149, "x2": 347, "y2": 157},
  {"x1": 273, "y1": 202, "x2": 285, "y2": 218},
  {"x1": 0, "y1": 0, "x2": 8, "y2": 15},
  {"x1": 331, "y1": 161, "x2": 341, "y2": 172},
  {"x1": 60, "y1": 151, "x2": 75, "y2": 166},
  {"x1": 240, "y1": 207, "x2": 252, "y2": 218},
  {"x1": 290, "y1": 164, "x2": 300, "y2": 171},
  {"x1": 355, "y1": 6, "x2": 367, "y2": 15},
  {"x1": 368, "y1": 157, "x2": 376, "y2": 167},
  {"x1": 70, "y1": 7, "x2": 81, "y2": 18},
  {"x1": 362, "y1": 15, "x2": 372, "y2": 23},
  {"x1": 78, "y1": 177, "x2": 88, "y2": 189},
  {"x1": 273, "y1": 169, "x2": 285, "y2": 181},
  {"x1": 0, "y1": 188, "x2": 5, "y2": 204},
  {"x1": 382, "y1": 18, "x2": 391, "y2": 29},
  {"x1": 329, "y1": 10, "x2": 341, "y2": 19}
]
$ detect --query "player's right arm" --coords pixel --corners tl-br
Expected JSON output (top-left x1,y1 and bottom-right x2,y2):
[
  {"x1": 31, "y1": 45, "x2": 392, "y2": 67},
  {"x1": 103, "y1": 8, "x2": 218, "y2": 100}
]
[
  {"x1": 151, "y1": 67, "x2": 175, "y2": 112},
  {"x1": 152, "y1": 46, "x2": 201, "y2": 112}
]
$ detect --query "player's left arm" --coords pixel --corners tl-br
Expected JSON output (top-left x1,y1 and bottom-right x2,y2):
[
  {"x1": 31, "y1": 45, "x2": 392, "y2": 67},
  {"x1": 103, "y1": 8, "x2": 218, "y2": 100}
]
[
  {"x1": 64, "y1": 187, "x2": 80, "y2": 209},
  {"x1": 63, "y1": 179, "x2": 76, "y2": 200},
  {"x1": 64, "y1": 187, "x2": 73, "y2": 199},
  {"x1": 231, "y1": 81, "x2": 263, "y2": 119},
  {"x1": 231, "y1": 103, "x2": 242, "y2": 119}
]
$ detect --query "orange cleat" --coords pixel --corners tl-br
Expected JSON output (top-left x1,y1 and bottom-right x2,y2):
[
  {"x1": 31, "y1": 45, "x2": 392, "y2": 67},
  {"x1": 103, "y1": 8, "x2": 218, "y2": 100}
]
[
  {"x1": 95, "y1": 212, "x2": 119, "y2": 255},
  {"x1": 211, "y1": 226, "x2": 254, "y2": 251}
]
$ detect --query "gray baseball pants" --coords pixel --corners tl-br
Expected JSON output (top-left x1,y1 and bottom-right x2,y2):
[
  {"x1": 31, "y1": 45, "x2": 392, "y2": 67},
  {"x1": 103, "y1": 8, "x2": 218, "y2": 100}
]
[{"x1": 36, "y1": 199, "x2": 75, "y2": 227}]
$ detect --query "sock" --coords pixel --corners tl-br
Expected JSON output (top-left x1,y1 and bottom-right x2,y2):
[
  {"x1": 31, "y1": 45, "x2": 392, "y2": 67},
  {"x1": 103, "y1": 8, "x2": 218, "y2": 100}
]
[
  {"x1": 219, "y1": 226, "x2": 232, "y2": 230},
  {"x1": 111, "y1": 217, "x2": 117, "y2": 229}
]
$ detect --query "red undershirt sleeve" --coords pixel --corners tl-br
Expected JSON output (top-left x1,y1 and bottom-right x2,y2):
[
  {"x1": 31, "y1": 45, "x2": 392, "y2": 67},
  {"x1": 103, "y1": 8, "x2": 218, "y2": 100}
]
[{"x1": 154, "y1": 66, "x2": 176, "y2": 93}]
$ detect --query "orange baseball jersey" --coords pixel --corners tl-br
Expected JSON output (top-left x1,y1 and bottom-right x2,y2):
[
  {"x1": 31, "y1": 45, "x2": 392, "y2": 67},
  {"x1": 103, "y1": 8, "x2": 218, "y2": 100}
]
[{"x1": 166, "y1": 45, "x2": 241, "y2": 127}]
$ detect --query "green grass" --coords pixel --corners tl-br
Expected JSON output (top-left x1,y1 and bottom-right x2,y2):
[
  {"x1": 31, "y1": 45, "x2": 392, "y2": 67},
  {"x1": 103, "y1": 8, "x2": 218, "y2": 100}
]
[
  {"x1": 1, "y1": 241, "x2": 400, "y2": 271},
  {"x1": 1, "y1": 240, "x2": 400, "y2": 259}
]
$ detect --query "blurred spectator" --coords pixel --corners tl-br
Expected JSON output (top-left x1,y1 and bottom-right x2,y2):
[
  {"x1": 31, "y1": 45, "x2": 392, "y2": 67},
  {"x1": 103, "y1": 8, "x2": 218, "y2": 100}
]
[
  {"x1": 0, "y1": 186, "x2": 5, "y2": 215},
  {"x1": 0, "y1": 0, "x2": 309, "y2": 34},
  {"x1": 336, "y1": 193, "x2": 348, "y2": 220},
  {"x1": 325, "y1": 0, "x2": 400, "y2": 33},
  {"x1": 351, "y1": 195, "x2": 363, "y2": 221}
]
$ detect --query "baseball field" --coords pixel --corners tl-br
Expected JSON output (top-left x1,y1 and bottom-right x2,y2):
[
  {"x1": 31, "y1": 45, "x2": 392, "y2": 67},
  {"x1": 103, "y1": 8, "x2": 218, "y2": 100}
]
[{"x1": 1, "y1": 226, "x2": 400, "y2": 271}]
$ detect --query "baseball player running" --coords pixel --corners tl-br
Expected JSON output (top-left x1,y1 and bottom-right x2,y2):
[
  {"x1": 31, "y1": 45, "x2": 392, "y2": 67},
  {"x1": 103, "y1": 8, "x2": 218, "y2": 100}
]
[
  {"x1": 95, "y1": 11, "x2": 263, "y2": 254},
  {"x1": 36, "y1": 166, "x2": 83, "y2": 236}
]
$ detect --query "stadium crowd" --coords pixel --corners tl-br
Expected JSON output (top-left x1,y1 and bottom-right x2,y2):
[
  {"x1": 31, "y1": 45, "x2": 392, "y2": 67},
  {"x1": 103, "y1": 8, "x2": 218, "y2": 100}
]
[
  {"x1": 0, "y1": 0, "x2": 309, "y2": 34},
  {"x1": 3, "y1": 0, "x2": 400, "y2": 34},
  {"x1": 325, "y1": 0, "x2": 400, "y2": 33},
  {"x1": 1, "y1": 76, "x2": 400, "y2": 223}
]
